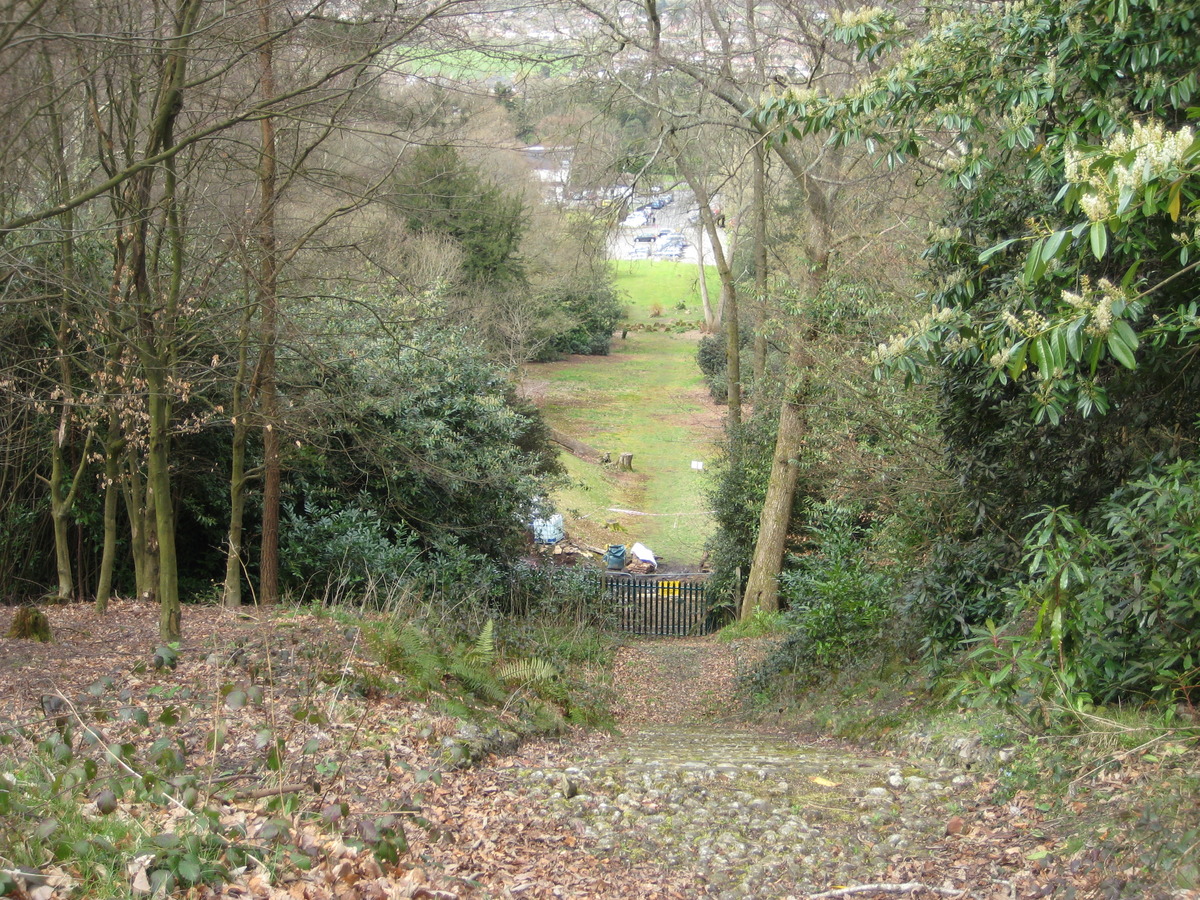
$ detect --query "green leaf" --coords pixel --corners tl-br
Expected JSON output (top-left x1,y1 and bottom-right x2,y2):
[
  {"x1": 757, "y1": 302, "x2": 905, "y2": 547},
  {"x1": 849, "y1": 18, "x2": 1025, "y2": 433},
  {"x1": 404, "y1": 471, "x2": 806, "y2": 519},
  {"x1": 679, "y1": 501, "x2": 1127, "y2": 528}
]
[
  {"x1": 1112, "y1": 319, "x2": 1139, "y2": 349},
  {"x1": 1086, "y1": 335, "x2": 1104, "y2": 374},
  {"x1": 205, "y1": 726, "x2": 226, "y2": 752},
  {"x1": 1065, "y1": 317, "x2": 1086, "y2": 360},
  {"x1": 1041, "y1": 229, "x2": 1068, "y2": 263},
  {"x1": 1089, "y1": 221, "x2": 1108, "y2": 259},
  {"x1": 35, "y1": 817, "x2": 60, "y2": 840},
  {"x1": 1008, "y1": 340, "x2": 1029, "y2": 378},
  {"x1": 176, "y1": 854, "x2": 203, "y2": 885},
  {"x1": 1121, "y1": 259, "x2": 1143, "y2": 289},
  {"x1": 979, "y1": 237, "x2": 1021, "y2": 263},
  {"x1": 1024, "y1": 238, "x2": 1047, "y2": 283},
  {"x1": 1034, "y1": 337, "x2": 1052, "y2": 373},
  {"x1": 1107, "y1": 332, "x2": 1137, "y2": 368}
]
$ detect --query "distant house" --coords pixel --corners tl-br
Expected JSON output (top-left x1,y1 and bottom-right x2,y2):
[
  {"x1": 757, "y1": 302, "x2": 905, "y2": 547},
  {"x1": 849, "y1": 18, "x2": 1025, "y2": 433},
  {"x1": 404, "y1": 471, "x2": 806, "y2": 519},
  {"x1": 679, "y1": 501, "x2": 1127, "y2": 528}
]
[{"x1": 522, "y1": 145, "x2": 572, "y2": 201}]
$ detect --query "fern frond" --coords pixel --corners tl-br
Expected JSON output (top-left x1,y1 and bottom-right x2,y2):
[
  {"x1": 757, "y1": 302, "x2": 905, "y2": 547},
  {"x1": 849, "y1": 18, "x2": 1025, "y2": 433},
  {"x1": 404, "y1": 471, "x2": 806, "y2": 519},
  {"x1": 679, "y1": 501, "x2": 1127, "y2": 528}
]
[
  {"x1": 498, "y1": 658, "x2": 557, "y2": 686},
  {"x1": 373, "y1": 624, "x2": 443, "y2": 690},
  {"x1": 468, "y1": 619, "x2": 496, "y2": 666},
  {"x1": 449, "y1": 660, "x2": 506, "y2": 704}
]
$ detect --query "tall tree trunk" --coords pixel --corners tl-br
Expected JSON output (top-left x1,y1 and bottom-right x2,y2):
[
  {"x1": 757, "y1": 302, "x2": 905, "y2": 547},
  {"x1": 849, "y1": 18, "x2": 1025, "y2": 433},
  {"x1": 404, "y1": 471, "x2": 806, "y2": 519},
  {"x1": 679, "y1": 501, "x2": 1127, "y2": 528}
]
[
  {"x1": 672, "y1": 148, "x2": 741, "y2": 429},
  {"x1": 47, "y1": 423, "x2": 90, "y2": 601},
  {"x1": 122, "y1": 456, "x2": 158, "y2": 602},
  {"x1": 741, "y1": 395, "x2": 804, "y2": 619},
  {"x1": 255, "y1": 0, "x2": 281, "y2": 606},
  {"x1": 752, "y1": 141, "x2": 768, "y2": 384},
  {"x1": 695, "y1": 228, "x2": 717, "y2": 331},
  {"x1": 94, "y1": 426, "x2": 123, "y2": 612},
  {"x1": 44, "y1": 70, "x2": 85, "y2": 604},
  {"x1": 146, "y1": 372, "x2": 179, "y2": 640},
  {"x1": 222, "y1": 304, "x2": 255, "y2": 607},
  {"x1": 136, "y1": 0, "x2": 200, "y2": 641}
]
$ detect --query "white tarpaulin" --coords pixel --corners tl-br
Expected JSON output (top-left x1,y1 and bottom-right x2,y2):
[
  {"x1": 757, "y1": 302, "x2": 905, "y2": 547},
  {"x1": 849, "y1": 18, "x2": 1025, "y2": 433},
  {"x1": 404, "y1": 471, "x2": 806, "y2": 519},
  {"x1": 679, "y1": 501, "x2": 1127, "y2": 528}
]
[{"x1": 630, "y1": 542, "x2": 657, "y2": 568}]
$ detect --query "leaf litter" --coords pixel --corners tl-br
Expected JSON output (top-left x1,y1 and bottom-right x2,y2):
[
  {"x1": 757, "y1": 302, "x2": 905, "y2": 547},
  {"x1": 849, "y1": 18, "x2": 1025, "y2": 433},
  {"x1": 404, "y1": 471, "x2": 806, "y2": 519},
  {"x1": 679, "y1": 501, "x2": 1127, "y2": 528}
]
[{"x1": 2, "y1": 602, "x2": 1197, "y2": 899}]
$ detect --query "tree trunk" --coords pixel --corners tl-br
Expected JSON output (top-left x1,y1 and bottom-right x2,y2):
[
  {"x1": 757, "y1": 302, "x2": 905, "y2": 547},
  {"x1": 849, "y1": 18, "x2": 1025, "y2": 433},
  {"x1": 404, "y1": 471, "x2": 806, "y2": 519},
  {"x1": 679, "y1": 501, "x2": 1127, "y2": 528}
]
[
  {"x1": 723, "y1": 254, "x2": 741, "y2": 428},
  {"x1": 549, "y1": 427, "x2": 605, "y2": 461},
  {"x1": 223, "y1": 418, "x2": 250, "y2": 607},
  {"x1": 95, "y1": 427, "x2": 123, "y2": 612},
  {"x1": 752, "y1": 141, "x2": 769, "y2": 384},
  {"x1": 45, "y1": 86, "x2": 83, "y2": 605},
  {"x1": 47, "y1": 415, "x2": 91, "y2": 602},
  {"x1": 122, "y1": 455, "x2": 157, "y2": 603},
  {"x1": 147, "y1": 369, "x2": 180, "y2": 641},
  {"x1": 672, "y1": 147, "x2": 741, "y2": 429},
  {"x1": 141, "y1": 0, "x2": 201, "y2": 641},
  {"x1": 696, "y1": 228, "x2": 717, "y2": 331},
  {"x1": 48, "y1": 435, "x2": 74, "y2": 602},
  {"x1": 255, "y1": 0, "x2": 281, "y2": 606},
  {"x1": 222, "y1": 297, "x2": 255, "y2": 608},
  {"x1": 741, "y1": 397, "x2": 804, "y2": 619}
]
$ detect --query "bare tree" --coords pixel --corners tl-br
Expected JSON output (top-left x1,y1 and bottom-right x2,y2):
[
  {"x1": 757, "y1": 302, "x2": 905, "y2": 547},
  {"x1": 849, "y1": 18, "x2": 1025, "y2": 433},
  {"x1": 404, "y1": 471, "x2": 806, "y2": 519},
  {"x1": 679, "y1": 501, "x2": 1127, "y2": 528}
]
[{"x1": 0, "y1": 0, "x2": 534, "y2": 637}]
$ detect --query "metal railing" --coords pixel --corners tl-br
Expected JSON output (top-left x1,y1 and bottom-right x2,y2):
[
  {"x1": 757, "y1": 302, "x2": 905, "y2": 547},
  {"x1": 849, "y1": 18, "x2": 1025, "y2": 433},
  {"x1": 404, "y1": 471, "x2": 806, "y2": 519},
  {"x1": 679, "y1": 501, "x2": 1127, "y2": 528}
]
[{"x1": 602, "y1": 574, "x2": 718, "y2": 636}]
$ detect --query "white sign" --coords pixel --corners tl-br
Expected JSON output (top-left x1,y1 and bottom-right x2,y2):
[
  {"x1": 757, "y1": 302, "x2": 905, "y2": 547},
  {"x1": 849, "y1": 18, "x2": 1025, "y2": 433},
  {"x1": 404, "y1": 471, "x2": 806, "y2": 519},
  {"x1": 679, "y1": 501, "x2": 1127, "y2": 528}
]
[{"x1": 691, "y1": 460, "x2": 704, "y2": 470}]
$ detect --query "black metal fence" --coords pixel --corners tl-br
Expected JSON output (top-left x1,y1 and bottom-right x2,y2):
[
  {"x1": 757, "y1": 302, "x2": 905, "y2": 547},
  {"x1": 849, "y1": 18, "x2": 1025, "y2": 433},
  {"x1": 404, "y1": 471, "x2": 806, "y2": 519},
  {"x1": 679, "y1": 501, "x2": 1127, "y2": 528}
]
[{"x1": 603, "y1": 574, "x2": 717, "y2": 636}]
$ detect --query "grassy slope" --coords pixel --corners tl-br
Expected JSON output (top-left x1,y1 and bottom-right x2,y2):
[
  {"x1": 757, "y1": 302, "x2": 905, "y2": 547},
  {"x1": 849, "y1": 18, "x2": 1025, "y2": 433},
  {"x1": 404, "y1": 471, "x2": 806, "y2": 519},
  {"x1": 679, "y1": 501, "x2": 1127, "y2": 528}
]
[{"x1": 528, "y1": 259, "x2": 724, "y2": 568}]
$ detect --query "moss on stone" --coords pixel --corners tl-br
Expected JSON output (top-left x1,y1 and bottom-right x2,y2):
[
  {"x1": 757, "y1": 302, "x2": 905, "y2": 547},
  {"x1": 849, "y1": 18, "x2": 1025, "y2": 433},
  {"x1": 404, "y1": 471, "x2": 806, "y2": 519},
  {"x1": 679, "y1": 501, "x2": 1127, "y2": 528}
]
[{"x1": 6, "y1": 606, "x2": 52, "y2": 642}]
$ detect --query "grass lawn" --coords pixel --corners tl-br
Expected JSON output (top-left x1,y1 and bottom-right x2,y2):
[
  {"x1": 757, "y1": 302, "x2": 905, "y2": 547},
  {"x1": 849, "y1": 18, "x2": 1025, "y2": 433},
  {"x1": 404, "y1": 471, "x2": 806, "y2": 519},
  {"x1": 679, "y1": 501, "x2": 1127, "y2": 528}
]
[
  {"x1": 391, "y1": 47, "x2": 576, "y2": 81},
  {"x1": 609, "y1": 258, "x2": 722, "y2": 327},
  {"x1": 524, "y1": 261, "x2": 724, "y2": 569}
]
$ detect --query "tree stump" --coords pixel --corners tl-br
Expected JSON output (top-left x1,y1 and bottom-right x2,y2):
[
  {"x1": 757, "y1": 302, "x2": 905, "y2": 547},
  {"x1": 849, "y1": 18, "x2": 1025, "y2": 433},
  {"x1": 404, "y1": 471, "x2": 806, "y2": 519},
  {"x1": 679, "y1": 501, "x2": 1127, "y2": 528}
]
[
  {"x1": 617, "y1": 452, "x2": 633, "y2": 471},
  {"x1": 6, "y1": 606, "x2": 52, "y2": 642}
]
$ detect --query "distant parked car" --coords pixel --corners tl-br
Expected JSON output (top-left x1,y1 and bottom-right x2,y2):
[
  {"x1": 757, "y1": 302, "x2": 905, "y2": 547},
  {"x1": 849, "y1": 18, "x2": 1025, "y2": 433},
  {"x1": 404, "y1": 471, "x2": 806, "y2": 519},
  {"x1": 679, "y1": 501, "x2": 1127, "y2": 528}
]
[
  {"x1": 622, "y1": 213, "x2": 648, "y2": 227},
  {"x1": 633, "y1": 232, "x2": 657, "y2": 243},
  {"x1": 649, "y1": 198, "x2": 666, "y2": 209}
]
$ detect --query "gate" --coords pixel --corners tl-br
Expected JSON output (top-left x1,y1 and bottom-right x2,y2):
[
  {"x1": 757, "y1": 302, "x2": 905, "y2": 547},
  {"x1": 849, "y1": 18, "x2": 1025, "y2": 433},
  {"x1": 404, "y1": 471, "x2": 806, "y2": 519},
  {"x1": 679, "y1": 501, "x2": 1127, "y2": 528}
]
[{"x1": 603, "y1": 574, "x2": 718, "y2": 636}]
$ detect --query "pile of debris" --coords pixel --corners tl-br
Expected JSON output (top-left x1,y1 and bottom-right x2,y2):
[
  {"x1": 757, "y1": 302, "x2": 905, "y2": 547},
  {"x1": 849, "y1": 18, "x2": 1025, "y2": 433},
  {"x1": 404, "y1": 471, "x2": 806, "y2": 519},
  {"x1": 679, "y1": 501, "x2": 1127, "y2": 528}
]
[
  {"x1": 529, "y1": 507, "x2": 667, "y2": 574},
  {"x1": 604, "y1": 541, "x2": 658, "y2": 574}
]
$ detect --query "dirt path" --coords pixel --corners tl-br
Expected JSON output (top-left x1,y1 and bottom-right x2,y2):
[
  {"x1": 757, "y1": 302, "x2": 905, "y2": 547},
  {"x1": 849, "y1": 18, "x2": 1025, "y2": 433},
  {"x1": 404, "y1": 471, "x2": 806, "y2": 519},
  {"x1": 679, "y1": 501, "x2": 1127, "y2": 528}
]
[
  {"x1": 543, "y1": 636, "x2": 1143, "y2": 900},
  {"x1": 610, "y1": 636, "x2": 778, "y2": 726},
  {"x1": 612, "y1": 637, "x2": 736, "y2": 724},
  {"x1": 1, "y1": 606, "x2": 1169, "y2": 900}
]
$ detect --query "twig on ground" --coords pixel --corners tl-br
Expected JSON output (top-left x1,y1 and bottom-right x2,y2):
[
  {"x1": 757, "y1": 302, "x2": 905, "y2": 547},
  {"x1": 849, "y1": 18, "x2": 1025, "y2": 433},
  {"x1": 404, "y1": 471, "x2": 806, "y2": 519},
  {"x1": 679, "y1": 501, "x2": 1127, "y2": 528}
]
[
  {"x1": 231, "y1": 782, "x2": 315, "y2": 801},
  {"x1": 1069, "y1": 731, "x2": 1174, "y2": 786},
  {"x1": 807, "y1": 883, "x2": 967, "y2": 899}
]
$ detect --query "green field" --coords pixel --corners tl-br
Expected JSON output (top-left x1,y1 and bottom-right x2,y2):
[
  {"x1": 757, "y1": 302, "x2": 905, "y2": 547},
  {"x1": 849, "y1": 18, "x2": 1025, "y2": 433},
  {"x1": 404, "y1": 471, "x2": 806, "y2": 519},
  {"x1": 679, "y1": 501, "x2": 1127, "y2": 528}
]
[
  {"x1": 526, "y1": 260, "x2": 723, "y2": 569},
  {"x1": 609, "y1": 257, "x2": 722, "y2": 327},
  {"x1": 392, "y1": 46, "x2": 575, "y2": 81}
]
